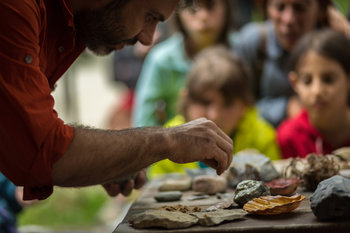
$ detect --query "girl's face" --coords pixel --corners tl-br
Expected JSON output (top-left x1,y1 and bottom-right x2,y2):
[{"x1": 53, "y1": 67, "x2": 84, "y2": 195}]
[
  {"x1": 179, "y1": 0, "x2": 226, "y2": 44},
  {"x1": 267, "y1": 0, "x2": 319, "y2": 51},
  {"x1": 290, "y1": 51, "x2": 350, "y2": 125},
  {"x1": 186, "y1": 89, "x2": 245, "y2": 135}
]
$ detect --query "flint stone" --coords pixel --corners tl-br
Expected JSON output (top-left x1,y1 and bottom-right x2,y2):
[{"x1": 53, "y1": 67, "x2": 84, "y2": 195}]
[
  {"x1": 129, "y1": 210, "x2": 198, "y2": 229},
  {"x1": 310, "y1": 175, "x2": 350, "y2": 221},
  {"x1": 158, "y1": 176, "x2": 192, "y2": 191},
  {"x1": 234, "y1": 180, "x2": 270, "y2": 207},
  {"x1": 191, "y1": 209, "x2": 247, "y2": 226},
  {"x1": 192, "y1": 175, "x2": 227, "y2": 194},
  {"x1": 228, "y1": 153, "x2": 279, "y2": 188},
  {"x1": 154, "y1": 191, "x2": 182, "y2": 202}
]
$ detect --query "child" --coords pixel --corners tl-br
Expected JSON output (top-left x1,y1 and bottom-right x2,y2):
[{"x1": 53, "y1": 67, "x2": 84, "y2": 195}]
[
  {"x1": 277, "y1": 29, "x2": 350, "y2": 158},
  {"x1": 133, "y1": 0, "x2": 236, "y2": 127},
  {"x1": 148, "y1": 46, "x2": 281, "y2": 179}
]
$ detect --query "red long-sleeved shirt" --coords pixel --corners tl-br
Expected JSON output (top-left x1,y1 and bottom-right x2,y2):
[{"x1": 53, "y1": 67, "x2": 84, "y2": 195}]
[
  {"x1": 277, "y1": 110, "x2": 350, "y2": 159},
  {"x1": 0, "y1": 0, "x2": 85, "y2": 200}
]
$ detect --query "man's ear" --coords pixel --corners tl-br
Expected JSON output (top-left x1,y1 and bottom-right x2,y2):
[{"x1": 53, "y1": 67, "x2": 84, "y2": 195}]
[{"x1": 289, "y1": 71, "x2": 298, "y2": 90}]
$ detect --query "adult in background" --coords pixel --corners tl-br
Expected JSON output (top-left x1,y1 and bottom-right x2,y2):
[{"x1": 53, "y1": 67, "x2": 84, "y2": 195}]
[
  {"x1": 0, "y1": 0, "x2": 233, "y2": 203},
  {"x1": 235, "y1": 0, "x2": 349, "y2": 127}
]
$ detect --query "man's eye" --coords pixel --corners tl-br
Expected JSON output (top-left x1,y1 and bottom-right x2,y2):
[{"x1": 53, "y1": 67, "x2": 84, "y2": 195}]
[{"x1": 146, "y1": 15, "x2": 156, "y2": 23}]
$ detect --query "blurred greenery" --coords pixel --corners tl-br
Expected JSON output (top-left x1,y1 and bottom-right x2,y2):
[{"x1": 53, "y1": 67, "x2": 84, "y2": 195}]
[
  {"x1": 334, "y1": 0, "x2": 349, "y2": 15},
  {"x1": 18, "y1": 186, "x2": 108, "y2": 230}
]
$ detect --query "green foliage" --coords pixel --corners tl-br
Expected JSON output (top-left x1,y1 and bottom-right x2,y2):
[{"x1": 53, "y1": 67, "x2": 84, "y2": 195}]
[{"x1": 17, "y1": 186, "x2": 108, "y2": 230}]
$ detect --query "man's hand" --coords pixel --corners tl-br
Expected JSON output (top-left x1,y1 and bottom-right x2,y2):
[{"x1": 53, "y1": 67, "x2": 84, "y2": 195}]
[
  {"x1": 167, "y1": 118, "x2": 233, "y2": 175},
  {"x1": 102, "y1": 169, "x2": 146, "y2": 197}
]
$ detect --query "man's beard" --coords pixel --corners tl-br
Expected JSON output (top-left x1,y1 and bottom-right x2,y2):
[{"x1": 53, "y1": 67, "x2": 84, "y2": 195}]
[{"x1": 73, "y1": 1, "x2": 137, "y2": 55}]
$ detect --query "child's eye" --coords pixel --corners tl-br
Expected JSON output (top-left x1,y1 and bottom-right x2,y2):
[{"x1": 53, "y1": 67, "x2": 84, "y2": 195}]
[
  {"x1": 322, "y1": 74, "x2": 335, "y2": 84},
  {"x1": 274, "y1": 3, "x2": 286, "y2": 12},
  {"x1": 300, "y1": 75, "x2": 312, "y2": 85},
  {"x1": 292, "y1": 3, "x2": 308, "y2": 13}
]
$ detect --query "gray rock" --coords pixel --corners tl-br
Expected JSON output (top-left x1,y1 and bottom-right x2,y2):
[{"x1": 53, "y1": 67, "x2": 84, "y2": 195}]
[
  {"x1": 192, "y1": 175, "x2": 227, "y2": 194},
  {"x1": 227, "y1": 153, "x2": 280, "y2": 188},
  {"x1": 154, "y1": 191, "x2": 182, "y2": 202},
  {"x1": 129, "y1": 210, "x2": 198, "y2": 229},
  {"x1": 234, "y1": 180, "x2": 270, "y2": 207},
  {"x1": 191, "y1": 209, "x2": 247, "y2": 226},
  {"x1": 310, "y1": 175, "x2": 350, "y2": 221}
]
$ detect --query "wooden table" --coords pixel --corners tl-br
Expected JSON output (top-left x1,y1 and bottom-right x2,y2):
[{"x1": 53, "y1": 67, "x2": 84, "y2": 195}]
[{"x1": 113, "y1": 178, "x2": 350, "y2": 233}]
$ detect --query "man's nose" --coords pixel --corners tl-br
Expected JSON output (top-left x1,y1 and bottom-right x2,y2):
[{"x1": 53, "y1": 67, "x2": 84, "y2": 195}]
[{"x1": 136, "y1": 24, "x2": 157, "y2": 46}]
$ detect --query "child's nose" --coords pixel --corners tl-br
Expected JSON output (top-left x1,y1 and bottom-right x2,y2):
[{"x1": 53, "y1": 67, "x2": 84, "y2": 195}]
[
  {"x1": 311, "y1": 79, "x2": 324, "y2": 96},
  {"x1": 207, "y1": 106, "x2": 219, "y2": 121}
]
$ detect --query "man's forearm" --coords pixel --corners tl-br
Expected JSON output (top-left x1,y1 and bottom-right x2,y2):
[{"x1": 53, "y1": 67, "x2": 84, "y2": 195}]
[{"x1": 52, "y1": 126, "x2": 169, "y2": 187}]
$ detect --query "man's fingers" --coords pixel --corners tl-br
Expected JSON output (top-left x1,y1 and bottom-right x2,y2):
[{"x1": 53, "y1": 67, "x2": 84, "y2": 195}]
[
  {"x1": 201, "y1": 159, "x2": 218, "y2": 170},
  {"x1": 134, "y1": 169, "x2": 147, "y2": 189},
  {"x1": 206, "y1": 120, "x2": 233, "y2": 170},
  {"x1": 102, "y1": 183, "x2": 121, "y2": 197},
  {"x1": 202, "y1": 147, "x2": 228, "y2": 175},
  {"x1": 121, "y1": 180, "x2": 134, "y2": 196}
]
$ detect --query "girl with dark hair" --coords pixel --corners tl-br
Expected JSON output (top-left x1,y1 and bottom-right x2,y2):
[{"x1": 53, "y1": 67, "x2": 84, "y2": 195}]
[
  {"x1": 235, "y1": 0, "x2": 349, "y2": 128},
  {"x1": 133, "y1": 0, "x2": 236, "y2": 127},
  {"x1": 277, "y1": 29, "x2": 350, "y2": 158}
]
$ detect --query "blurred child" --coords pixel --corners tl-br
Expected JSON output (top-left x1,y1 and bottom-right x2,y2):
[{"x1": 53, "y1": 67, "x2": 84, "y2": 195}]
[
  {"x1": 148, "y1": 46, "x2": 281, "y2": 179},
  {"x1": 277, "y1": 29, "x2": 350, "y2": 158},
  {"x1": 133, "y1": 0, "x2": 236, "y2": 127}
]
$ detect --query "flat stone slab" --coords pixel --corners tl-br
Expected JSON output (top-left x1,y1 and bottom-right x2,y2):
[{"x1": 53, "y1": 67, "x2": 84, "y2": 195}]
[
  {"x1": 191, "y1": 209, "x2": 247, "y2": 226},
  {"x1": 129, "y1": 210, "x2": 198, "y2": 229}
]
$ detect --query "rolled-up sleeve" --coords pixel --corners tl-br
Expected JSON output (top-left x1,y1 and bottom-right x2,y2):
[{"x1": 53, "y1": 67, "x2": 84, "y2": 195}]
[{"x1": 0, "y1": 0, "x2": 74, "y2": 200}]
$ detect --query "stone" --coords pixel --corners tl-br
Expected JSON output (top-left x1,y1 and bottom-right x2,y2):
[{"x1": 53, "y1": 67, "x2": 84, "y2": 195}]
[
  {"x1": 158, "y1": 175, "x2": 192, "y2": 191},
  {"x1": 206, "y1": 200, "x2": 235, "y2": 212},
  {"x1": 310, "y1": 175, "x2": 350, "y2": 221},
  {"x1": 154, "y1": 191, "x2": 182, "y2": 202},
  {"x1": 191, "y1": 209, "x2": 247, "y2": 226},
  {"x1": 227, "y1": 153, "x2": 280, "y2": 188},
  {"x1": 129, "y1": 210, "x2": 198, "y2": 229},
  {"x1": 234, "y1": 180, "x2": 270, "y2": 207},
  {"x1": 157, "y1": 204, "x2": 201, "y2": 213},
  {"x1": 192, "y1": 175, "x2": 227, "y2": 194}
]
